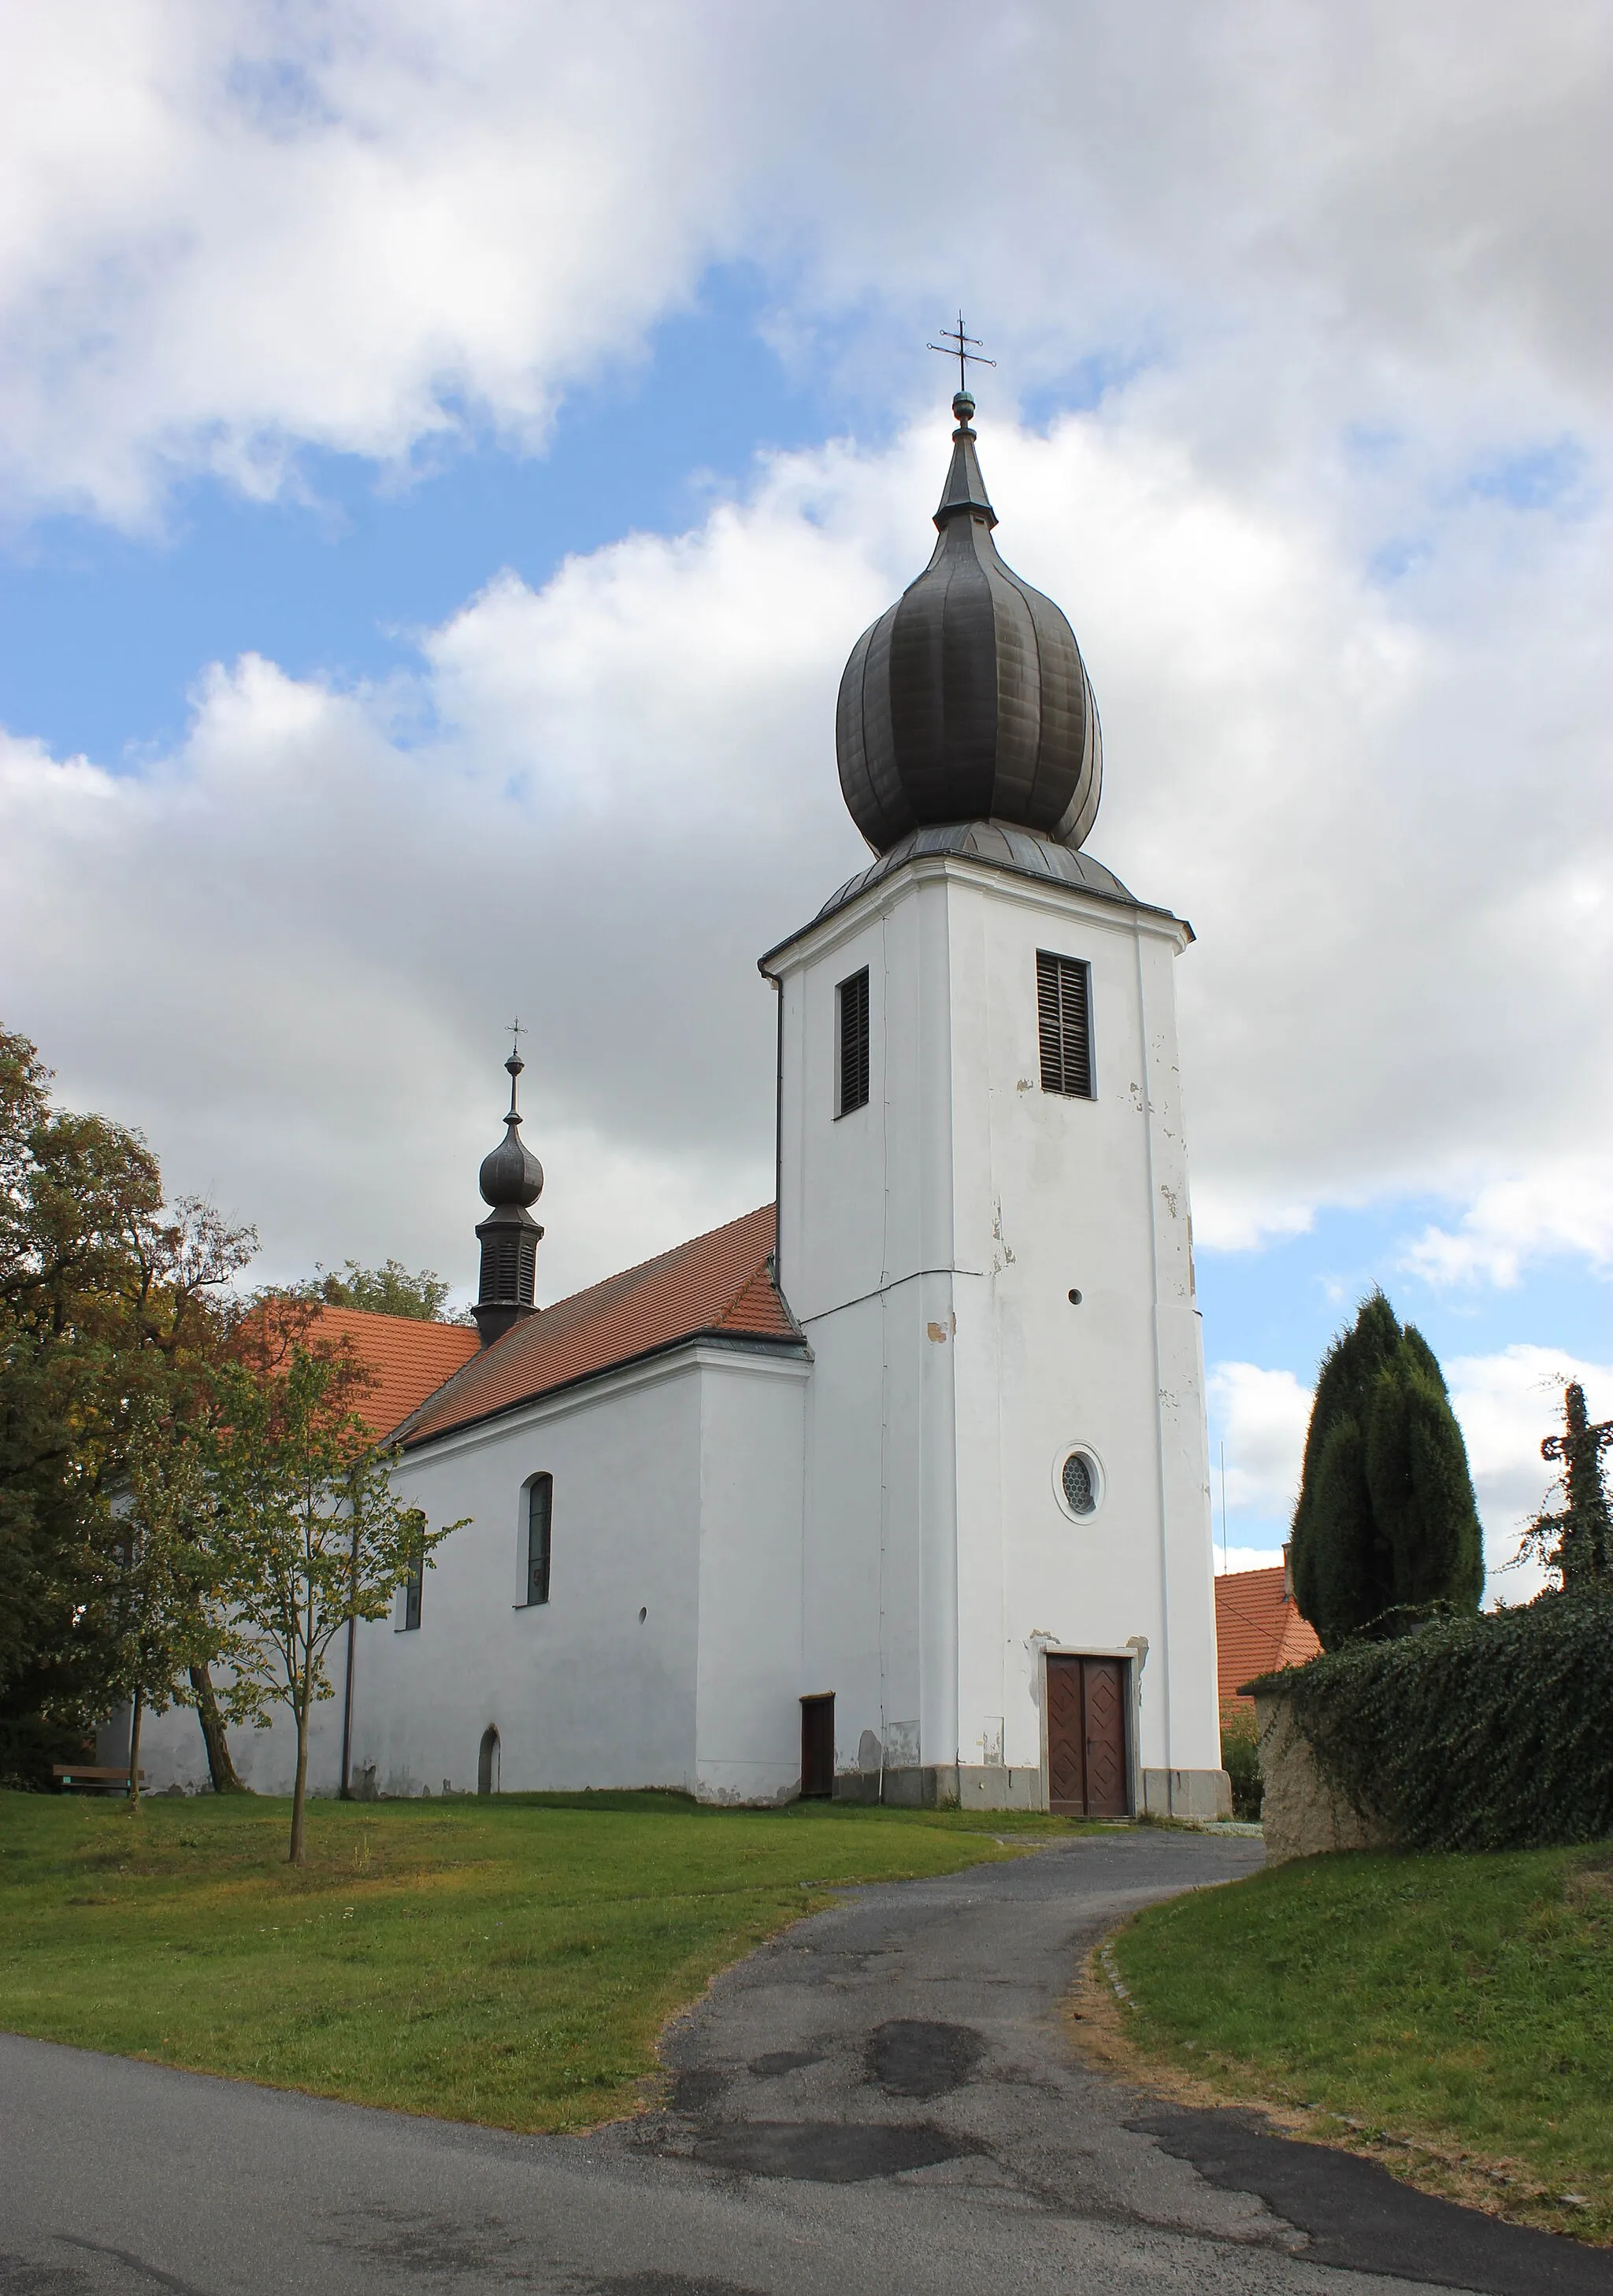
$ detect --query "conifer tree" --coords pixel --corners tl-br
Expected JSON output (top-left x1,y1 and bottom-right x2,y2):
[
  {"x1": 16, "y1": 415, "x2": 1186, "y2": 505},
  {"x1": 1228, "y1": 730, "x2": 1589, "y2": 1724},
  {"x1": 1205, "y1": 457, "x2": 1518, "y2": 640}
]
[{"x1": 1290, "y1": 1292, "x2": 1484, "y2": 1647}]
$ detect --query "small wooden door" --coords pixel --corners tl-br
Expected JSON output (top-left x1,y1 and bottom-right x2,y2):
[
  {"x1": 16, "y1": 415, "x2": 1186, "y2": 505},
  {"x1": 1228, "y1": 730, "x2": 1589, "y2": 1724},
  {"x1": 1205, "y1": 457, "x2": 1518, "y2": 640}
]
[
  {"x1": 800, "y1": 1694, "x2": 835, "y2": 1799},
  {"x1": 1045, "y1": 1656, "x2": 1129, "y2": 1816}
]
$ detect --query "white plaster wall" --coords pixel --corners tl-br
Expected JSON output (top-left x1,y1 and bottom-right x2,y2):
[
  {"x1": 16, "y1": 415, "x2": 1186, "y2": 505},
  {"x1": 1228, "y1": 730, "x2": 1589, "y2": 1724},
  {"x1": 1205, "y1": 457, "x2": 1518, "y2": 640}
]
[
  {"x1": 946, "y1": 866, "x2": 1218, "y2": 1781},
  {"x1": 693, "y1": 1351, "x2": 810, "y2": 1802},
  {"x1": 354, "y1": 1355, "x2": 706, "y2": 1796},
  {"x1": 124, "y1": 1342, "x2": 810, "y2": 1804},
  {"x1": 768, "y1": 851, "x2": 1219, "y2": 1800},
  {"x1": 103, "y1": 1645, "x2": 351, "y2": 1797}
]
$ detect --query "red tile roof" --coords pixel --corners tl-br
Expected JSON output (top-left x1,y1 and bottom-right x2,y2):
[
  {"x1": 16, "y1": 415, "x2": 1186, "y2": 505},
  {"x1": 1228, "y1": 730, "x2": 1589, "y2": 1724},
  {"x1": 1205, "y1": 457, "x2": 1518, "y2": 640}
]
[
  {"x1": 1215, "y1": 1564, "x2": 1322, "y2": 1709},
  {"x1": 400, "y1": 1204, "x2": 801, "y2": 1447},
  {"x1": 307, "y1": 1307, "x2": 480, "y2": 1442}
]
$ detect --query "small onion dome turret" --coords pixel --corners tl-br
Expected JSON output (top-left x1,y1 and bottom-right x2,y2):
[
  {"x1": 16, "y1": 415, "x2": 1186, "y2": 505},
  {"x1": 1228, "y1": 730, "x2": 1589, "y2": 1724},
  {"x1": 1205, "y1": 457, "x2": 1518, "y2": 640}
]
[
  {"x1": 479, "y1": 1053, "x2": 543, "y2": 1209},
  {"x1": 836, "y1": 391, "x2": 1102, "y2": 854},
  {"x1": 473, "y1": 1048, "x2": 544, "y2": 1349}
]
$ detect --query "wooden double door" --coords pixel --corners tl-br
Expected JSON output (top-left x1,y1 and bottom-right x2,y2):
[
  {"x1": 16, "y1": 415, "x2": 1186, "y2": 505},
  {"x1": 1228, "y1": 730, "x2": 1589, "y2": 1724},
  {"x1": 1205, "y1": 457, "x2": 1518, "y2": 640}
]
[{"x1": 1046, "y1": 1655, "x2": 1129, "y2": 1816}]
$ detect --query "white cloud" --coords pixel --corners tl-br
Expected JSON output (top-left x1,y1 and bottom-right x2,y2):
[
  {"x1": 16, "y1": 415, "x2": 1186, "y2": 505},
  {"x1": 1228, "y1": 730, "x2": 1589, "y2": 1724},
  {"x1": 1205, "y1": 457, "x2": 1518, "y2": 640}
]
[
  {"x1": 1207, "y1": 1362, "x2": 1314, "y2": 1528},
  {"x1": 1403, "y1": 1163, "x2": 1613, "y2": 1288},
  {"x1": 0, "y1": 3, "x2": 1608, "y2": 523},
  {"x1": 1, "y1": 2, "x2": 1609, "y2": 1310},
  {"x1": 2, "y1": 390, "x2": 1610, "y2": 1303}
]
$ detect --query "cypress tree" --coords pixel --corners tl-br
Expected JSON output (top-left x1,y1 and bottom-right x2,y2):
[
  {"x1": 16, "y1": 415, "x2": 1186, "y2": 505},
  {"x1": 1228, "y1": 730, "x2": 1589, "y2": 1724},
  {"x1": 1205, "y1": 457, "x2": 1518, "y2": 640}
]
[
  {"x1": 1290, "y1": 1294, "x2": 1484, "y2": 1647},
  {"x1": 1289, "y1": 1292, "x2": 1400, "y2": 1645}
]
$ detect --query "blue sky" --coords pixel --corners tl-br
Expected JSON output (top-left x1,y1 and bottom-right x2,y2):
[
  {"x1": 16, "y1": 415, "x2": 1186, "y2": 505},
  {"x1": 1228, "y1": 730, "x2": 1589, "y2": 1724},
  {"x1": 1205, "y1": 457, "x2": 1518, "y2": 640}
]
[{"x1": 0, "y1": 5, "x2": 1607, "y2": 1587}]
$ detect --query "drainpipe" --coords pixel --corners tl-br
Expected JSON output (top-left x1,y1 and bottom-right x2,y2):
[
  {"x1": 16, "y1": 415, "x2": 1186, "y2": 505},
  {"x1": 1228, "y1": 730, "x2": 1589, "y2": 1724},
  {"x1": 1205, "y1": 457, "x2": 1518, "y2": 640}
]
[{"x1": 339, "y1": 1510, "x2": 358, "y2": 1797}]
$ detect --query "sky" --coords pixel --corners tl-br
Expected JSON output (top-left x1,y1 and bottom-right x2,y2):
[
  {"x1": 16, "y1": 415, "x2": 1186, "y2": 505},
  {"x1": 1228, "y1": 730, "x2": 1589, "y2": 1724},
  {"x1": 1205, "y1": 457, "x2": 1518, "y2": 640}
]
[{"x1": 1, "y1": 1, "x2": 1609, "y2": 1591}]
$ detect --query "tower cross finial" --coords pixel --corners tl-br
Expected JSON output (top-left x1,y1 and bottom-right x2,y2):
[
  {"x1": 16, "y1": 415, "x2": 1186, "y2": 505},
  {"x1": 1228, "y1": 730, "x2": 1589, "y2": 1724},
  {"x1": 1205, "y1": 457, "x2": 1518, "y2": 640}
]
[
  {"x1": 927, "y1": 310, "x2": 996, "y2": 400},
  {"x1": 503, "y1": 1018, "x2": 528, "y2": 1120}
]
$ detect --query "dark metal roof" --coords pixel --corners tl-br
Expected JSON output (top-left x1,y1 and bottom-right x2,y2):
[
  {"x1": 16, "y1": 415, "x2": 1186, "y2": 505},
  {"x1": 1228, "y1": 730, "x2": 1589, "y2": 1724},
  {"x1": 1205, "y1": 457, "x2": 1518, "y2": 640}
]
[
  {"x1": 758, "y1": 820, "x2": 1190, "y2": 969},
  {"x1": 835, "y1": 398, "x2": 1102, "y2": 855}
]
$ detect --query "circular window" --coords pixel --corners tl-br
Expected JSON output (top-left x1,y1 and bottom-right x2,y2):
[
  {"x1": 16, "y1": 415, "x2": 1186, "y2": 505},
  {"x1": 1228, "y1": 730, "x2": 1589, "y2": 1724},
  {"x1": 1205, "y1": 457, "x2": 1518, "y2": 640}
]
[{"x1": 1054, "y1": 1445, "x2": 1104, "y2": 1520}]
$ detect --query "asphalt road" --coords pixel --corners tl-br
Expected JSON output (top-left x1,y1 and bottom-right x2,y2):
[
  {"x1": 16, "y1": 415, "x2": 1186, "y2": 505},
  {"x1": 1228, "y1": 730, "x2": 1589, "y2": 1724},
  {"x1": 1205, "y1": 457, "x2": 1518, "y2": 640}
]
[{"x1": 3, "y1": 1828, "x2": 1607, "y2": 2295}]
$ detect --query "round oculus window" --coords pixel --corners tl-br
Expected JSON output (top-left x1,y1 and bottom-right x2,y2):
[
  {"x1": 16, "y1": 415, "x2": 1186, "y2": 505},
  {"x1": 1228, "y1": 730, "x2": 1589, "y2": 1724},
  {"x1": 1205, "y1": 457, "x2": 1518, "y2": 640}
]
[{"x1": 1055, "y1": 1445, "x2": 1103, "y2": 1520}]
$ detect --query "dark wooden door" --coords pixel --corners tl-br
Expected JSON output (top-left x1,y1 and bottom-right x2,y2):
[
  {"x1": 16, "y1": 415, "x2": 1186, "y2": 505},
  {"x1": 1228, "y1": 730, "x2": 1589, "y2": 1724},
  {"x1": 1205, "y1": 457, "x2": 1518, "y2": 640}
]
[
  {"x1": 1047, "y1": 1657, "x2": 1086, "y2": 1812},
  {"x1": 800, "y1": 1694, "x2": 834, "y2": 1799},
  {"x1": 1046, "y1": 1655, "x2": 1129, "y2": 1816},
  {"x1": 1081, "y1": 1658, "x2": 1128, "y2": 1816}
]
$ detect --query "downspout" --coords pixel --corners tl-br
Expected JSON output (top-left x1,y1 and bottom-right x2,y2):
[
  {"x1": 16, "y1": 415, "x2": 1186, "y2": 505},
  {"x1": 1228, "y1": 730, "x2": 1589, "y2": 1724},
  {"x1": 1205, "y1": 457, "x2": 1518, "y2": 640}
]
[{"x1": 339, "y1": 1502, "x2": 359, "y2": 1798}]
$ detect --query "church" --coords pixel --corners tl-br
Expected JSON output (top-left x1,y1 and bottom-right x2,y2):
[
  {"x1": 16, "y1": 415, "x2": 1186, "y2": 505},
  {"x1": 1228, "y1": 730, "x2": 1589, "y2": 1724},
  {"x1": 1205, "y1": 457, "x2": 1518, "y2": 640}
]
[{"x1": 135, "y1": 388, "x2": 1229, "y2": 1820}]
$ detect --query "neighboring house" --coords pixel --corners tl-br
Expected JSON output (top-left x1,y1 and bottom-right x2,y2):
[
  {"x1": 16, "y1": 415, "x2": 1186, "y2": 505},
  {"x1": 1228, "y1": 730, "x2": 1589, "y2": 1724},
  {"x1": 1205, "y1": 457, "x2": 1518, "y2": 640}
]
[
  {"x1": 1214, "y1": 1557, "x2": 1322, "y2": 1714},
  {"x1": 133, "y1": 391, "x2": 1230, "y2": 1818}
]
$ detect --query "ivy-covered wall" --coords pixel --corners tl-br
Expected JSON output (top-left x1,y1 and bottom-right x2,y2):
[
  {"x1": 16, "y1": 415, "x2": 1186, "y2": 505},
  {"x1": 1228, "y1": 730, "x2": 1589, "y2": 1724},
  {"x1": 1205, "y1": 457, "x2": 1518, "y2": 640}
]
[{"x1": 1251, "y1": 1590, "x2": 1613, "y2": 1854}]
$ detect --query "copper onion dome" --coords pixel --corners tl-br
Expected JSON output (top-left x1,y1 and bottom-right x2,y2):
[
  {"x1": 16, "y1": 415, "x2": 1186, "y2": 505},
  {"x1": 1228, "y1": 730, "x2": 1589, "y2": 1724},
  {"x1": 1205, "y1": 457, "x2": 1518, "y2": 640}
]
[{"x1": 836, "y1": 392, "x2": 1102, "y2": 854}]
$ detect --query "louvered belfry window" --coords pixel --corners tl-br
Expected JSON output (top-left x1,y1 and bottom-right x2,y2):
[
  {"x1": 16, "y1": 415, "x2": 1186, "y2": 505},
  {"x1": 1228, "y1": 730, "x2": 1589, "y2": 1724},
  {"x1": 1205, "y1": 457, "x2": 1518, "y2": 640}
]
[
  {"x1": 1037, "y1": 950, "x2": 1094, "y2": 1098},
  {"x1": 837, "y1": 967, "x2": 870, "y2": 1117}
]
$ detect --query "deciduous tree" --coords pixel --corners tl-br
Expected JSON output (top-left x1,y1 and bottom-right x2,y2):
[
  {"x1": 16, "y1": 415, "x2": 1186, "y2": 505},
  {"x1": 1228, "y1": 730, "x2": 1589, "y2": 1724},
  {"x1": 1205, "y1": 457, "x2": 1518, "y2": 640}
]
[
  {"x1": 207, "y1": 1335, "x2": 459, "y2": 1864},
  {"x1": 0, "y1": 1026, "x2": 254, "y2": 1782}
]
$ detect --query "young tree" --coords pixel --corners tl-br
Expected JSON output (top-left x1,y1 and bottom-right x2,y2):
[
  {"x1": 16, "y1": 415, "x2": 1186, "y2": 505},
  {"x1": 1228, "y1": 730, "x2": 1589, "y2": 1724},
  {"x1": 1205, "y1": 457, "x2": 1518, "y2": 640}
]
[
  {"x1": 102, "y1": 1398, "x2": 224, "y2": 1813},
  {"x1": 1289, "y1": 1292, "x2": 1484, "y2": 1646},
  {"x1": 1520, "y1": 1382, "x2": 1613, "y2": 1589},
  {"x1": 207, "y1": 1337, "x2": 458, "y2": 1865}
]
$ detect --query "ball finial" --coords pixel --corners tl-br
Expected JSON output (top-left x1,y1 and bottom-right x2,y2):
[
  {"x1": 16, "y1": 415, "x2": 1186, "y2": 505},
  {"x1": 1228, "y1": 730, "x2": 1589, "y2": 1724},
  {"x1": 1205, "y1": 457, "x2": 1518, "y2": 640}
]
[{"x1": 952, "y1": 390, "x2": 975, "y2": 428}]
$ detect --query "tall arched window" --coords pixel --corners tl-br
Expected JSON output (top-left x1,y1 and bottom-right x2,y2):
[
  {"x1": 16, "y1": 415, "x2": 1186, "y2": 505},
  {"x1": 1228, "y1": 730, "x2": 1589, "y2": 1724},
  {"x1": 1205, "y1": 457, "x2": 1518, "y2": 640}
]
[{"x1": 525, "y1": 1474, "x2": 553, "y2": 1606}]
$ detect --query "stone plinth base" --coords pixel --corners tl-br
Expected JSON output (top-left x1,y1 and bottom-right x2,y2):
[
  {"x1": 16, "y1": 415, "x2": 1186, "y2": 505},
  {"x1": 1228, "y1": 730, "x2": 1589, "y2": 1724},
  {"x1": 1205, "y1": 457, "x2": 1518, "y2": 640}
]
[
  {"x1": 1141, "y1": 1767, "x2": 1233, "y2": 1821},
  {"x1": 834, "y1": 1765, "x2": 1043, "y2": 1809}
]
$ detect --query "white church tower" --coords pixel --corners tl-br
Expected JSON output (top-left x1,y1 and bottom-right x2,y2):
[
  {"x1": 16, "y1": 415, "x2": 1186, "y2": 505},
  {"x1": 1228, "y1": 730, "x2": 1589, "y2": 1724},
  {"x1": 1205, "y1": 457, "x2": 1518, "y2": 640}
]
[{"x1": 762, "y1": 386, "x2": 1228, "y2": 1818}]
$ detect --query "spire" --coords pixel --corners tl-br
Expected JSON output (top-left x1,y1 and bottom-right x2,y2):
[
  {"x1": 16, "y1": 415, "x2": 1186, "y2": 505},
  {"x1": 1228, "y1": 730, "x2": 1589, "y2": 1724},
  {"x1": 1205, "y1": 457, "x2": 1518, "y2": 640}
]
[
  {"x1": 473, "y1": 1027, "x2": 544, "y2": 1348},
  {"x1": 934, "y1": 392, "x2": 996, "y2": 528}
]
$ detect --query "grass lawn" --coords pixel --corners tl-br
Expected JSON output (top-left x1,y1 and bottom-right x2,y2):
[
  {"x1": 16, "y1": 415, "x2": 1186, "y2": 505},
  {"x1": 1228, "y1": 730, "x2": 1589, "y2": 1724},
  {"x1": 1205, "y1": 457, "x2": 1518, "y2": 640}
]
[
  {"x1": 1108, "y1": 1845, "x2": 1613, "y2": 2244},
  {"x1": 0, "y1": 1788, "x2": 1088, "y2": 2131}
]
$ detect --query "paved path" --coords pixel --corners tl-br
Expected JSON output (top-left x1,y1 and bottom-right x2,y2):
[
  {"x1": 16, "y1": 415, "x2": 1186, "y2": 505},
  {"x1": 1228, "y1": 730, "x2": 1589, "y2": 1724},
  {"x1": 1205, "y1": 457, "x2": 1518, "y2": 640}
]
[{"x1": 3, "y1": 1830, "x2": 1607, "y2": 2295}]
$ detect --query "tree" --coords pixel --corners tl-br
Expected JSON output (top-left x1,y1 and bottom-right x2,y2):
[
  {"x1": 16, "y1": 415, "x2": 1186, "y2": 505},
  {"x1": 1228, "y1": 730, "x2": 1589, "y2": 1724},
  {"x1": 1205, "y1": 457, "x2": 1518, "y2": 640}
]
[
  {"x1": 206, "y1": 1335, "x2": 458, "y2": 1864},
  {"x1": 309, "y1": 1258, "x2": 461, "y2": 1321},
  {"x1": 1289, "y1": 1291, "x2": 1484, "y2": 1647},
  {"x1": 0, "y1": 1025, "x2": 254, "y2": 1782},
  {"x1": 1520, "y1": 1382, "x2": 1613, "y2": 1590},
  {"x1": 102, "y1": 1399, "x2": 224, "y2": 1813}
]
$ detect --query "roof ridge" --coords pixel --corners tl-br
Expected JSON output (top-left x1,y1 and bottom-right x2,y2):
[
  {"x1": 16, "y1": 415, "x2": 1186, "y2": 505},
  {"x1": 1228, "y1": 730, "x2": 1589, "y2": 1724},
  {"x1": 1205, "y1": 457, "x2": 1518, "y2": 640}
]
[{"x1": 316, "y1": 1304, "x2": 473, "y2": 1333}]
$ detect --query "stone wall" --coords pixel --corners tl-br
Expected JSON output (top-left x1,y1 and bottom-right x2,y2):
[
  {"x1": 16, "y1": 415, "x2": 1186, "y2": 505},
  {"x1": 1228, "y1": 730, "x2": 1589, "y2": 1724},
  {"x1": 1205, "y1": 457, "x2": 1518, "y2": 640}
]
[{"x1": 1255, "y1": 1689, "x2": 1392, "y2": 1863}]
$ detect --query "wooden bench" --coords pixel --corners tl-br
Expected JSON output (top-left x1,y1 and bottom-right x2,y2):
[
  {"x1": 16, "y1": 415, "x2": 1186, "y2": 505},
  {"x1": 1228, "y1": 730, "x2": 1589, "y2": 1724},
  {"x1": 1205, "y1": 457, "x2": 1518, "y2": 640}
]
[{"x1": 52, "y1": 1765, "x2": 146, "y2": 1793}]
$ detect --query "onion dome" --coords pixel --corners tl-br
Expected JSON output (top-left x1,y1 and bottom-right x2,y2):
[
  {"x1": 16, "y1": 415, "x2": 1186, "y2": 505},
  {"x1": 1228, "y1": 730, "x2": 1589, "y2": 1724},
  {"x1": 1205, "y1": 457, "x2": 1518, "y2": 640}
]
[
  {"x1": 479, "y1": 1051, "x2": 543, "y2": 1210},
  {"x1": 473, "y1": 1046, "x2": 544, "y2": 1348},
  {"x1": 836, "y1": 392, "x2": 1102, "y2": 854}
]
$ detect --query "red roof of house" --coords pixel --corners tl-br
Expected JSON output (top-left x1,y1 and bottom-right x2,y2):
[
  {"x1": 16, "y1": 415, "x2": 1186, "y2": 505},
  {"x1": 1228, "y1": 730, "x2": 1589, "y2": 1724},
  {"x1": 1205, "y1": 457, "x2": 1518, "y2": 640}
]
[
  {"x1": 400, "y1": 1204, "x2": 800, "y2": 1447},
  {"x1": 1215, "y1": 1565, "x2": 1322, "y2": 1709},
  {"x1": 308, "y1": 1307, "x2": 480, "y2": 1441}
]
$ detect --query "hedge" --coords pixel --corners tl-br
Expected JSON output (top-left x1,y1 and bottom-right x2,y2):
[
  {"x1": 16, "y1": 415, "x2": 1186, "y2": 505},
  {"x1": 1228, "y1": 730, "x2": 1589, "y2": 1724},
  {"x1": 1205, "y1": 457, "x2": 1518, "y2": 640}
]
[{"x1": 1251, "y1": 1588, "x2": 1613, "y2": 1853}]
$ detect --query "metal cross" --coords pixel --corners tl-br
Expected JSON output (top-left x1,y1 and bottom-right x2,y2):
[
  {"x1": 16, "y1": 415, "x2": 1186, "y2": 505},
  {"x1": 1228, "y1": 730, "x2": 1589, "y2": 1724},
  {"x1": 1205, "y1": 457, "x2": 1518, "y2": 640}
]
[
  {"x1": 507, "y1": 1017, "x2": 528, "y2": 1060},
  {"x1": 928, "y1": 312, "x2": 996, "y2": 397}
]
